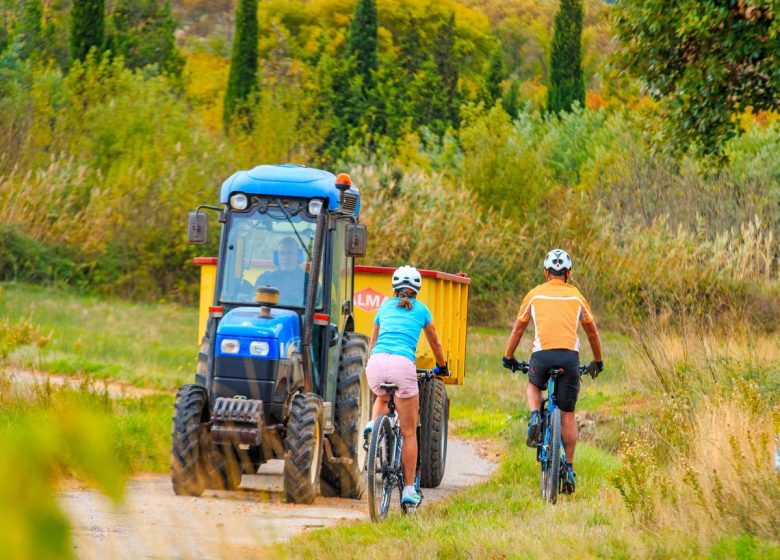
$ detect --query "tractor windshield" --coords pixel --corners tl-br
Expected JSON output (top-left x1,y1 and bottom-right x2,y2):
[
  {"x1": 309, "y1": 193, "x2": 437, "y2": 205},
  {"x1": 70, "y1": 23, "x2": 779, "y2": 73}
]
[{"x1": 219, "y1": 204, "x2": 322, "y2": 308}]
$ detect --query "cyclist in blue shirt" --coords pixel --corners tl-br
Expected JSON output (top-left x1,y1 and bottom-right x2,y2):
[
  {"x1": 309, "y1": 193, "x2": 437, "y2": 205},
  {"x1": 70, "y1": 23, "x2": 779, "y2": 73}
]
[{"x1": 365, "y1": 266, "x2": 449, "y2": 508}]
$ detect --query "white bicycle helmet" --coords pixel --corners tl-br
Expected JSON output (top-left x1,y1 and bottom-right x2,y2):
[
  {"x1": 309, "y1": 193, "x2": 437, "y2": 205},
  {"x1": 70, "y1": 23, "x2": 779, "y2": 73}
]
[
  {"x1": 392, "y1": 265, "x2": 422, "y2": 294},
  {"x1": 544, "y1": 249, "x2": 572, "y2": 273}
]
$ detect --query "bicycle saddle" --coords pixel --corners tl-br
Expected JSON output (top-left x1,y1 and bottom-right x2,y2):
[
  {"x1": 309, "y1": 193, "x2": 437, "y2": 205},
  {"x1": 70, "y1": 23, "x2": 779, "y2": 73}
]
[{"x1": 379, "y1": 382, "x2": 399, "y2": 392}]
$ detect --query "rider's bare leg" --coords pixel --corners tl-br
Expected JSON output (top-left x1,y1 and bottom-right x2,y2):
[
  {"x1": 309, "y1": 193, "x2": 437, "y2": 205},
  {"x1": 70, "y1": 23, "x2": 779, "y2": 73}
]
[
  {"x1": 371, "y1": 394, "x2": 389, "y2": 420},
  {"x1": 526, "y1": 382, "x2": 542, "y2": 411},
  {"x1": 394, "y1": 394, "x2": 420, "y2": 487},
  {"x1": 561, "y1": 411, "x2": 577, "y2": 462}
]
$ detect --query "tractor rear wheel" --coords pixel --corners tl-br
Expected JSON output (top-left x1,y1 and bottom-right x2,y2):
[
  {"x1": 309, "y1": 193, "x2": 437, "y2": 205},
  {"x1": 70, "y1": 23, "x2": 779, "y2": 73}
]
[
  {"x1": 283, "y1": 393, "x2": 324, "y2": 504},
  {"x1": 419, "y1": 376, "x2": 449, "y2": 488},
  {"x1": 321, "y1": 332, "x2": 370, "y2": 499},
  {"x1": 171, "y1": 384, "x2": 209, "y2": 496}
]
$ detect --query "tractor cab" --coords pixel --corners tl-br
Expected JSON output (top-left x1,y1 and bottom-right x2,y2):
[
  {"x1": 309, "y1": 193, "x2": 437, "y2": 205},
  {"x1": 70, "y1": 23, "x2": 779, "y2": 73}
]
[{"x1": 173, "y1": 164, "x2": 371, "y2": 504}]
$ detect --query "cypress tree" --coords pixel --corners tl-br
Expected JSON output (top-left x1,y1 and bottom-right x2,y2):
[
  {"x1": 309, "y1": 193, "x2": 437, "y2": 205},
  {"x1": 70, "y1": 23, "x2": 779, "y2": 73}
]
[
  {"x1": 502, "y1": 80, "x2": 520, "y2": 120},
  {"x1": 548, "y1": 0, "x2": 585, "y2": 114},
  {"x1": 432, "y1": 13, "x2": 459, "y2": 128},
  {"x1": 223, "y1": 0, "x2": 258, "y2": 130},
  {"x1": 398, "y1": 15, "x2": 422, "y2": 77},
  {"x1": 486, "y1": 48, "x2": 504, "y2": 104},
  {"x1": 70, "y1": 0, "x2": 104, "y2": 63},
  {"x1": 345, "y1": 0, "x2": 377, "y2": 90}
]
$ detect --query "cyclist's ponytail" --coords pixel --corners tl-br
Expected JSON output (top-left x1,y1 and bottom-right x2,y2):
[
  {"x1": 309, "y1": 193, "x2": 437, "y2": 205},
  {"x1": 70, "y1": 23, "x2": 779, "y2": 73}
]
[{"x1": 394, "y1": 289, "x2": 414, "y2": 310}]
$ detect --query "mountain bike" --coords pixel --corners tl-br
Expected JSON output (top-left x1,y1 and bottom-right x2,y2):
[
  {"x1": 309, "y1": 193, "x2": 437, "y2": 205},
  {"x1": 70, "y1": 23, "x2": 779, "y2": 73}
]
[
  {"x1": 366, "y1": 368, "x2": 442, "y2": 522},
  {"x1": 511, "y1": 361, "x2": 592, "y2": 504}
]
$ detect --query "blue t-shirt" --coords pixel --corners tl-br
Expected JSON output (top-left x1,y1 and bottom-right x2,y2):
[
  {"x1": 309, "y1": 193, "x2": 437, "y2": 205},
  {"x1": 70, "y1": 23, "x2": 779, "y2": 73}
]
[{"x1": 371, "y1": 298, "x2": 432, "y2": 363}]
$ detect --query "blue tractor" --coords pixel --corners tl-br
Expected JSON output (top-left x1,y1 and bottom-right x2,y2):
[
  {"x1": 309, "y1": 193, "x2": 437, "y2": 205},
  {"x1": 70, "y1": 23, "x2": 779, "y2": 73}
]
[{"x1": 172, "y1": 164, "x2": 371, "y2": 504}]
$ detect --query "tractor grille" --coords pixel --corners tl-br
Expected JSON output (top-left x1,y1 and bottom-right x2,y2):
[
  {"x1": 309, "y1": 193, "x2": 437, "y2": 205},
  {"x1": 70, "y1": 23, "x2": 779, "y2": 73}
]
[
  {"x1": 340, "y1": 192, "x2": 358, "y2": 214},
  {"x1": 215, "y1": 356, "x2": 277, "y2": 381}
]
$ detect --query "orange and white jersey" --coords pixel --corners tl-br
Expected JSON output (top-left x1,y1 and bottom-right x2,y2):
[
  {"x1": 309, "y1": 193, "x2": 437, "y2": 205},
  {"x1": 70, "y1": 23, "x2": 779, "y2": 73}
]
[{"x1": 516, "y1": 278, "x2": 594, "y2": 353}]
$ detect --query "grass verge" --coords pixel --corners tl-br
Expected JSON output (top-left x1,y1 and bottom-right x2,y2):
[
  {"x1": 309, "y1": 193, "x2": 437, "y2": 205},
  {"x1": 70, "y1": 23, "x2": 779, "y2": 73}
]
[{"x1": 0, "y1": 282, "x2": 196, "y2": 389}]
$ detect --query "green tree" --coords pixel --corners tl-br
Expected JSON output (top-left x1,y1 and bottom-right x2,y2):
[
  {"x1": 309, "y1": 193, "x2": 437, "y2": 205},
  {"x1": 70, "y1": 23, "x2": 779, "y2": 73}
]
[
  {"x1": 486, "y1": 48, "x2": 504, "y2": 104},
  {"x1": 433, "y1": 13, "x2": 459, "y2": 129},
  {"x1": 108, "y1": 0, "x2": 184, "y2": 78},
  {"x1": 398, "y1": 15, "x2": 423, "y2": 76},
  {"x1": 223, "y1": 0, "x2": 258, "y2": 130},
  {"x1": 502, "y1": 79, "x2": 520, "y2": 120},
  {"x1": 548, "y1": 0, "x2": 584, "y2": 114},
  {"x1": 345, "y1": 0, "x2": 378, "y2": 90},
  {"x1": 17, "y1": 0, "x2": 42, "y2": 60},
  {"x1": 70, "y1": 0, "x2": 105, "y2": 63},
  {"x1": 615, "y1": 0, "x2": 780, "y2": 156}
]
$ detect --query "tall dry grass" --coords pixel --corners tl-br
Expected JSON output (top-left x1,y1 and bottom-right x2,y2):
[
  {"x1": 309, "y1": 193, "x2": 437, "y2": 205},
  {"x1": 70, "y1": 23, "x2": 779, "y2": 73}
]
[{"x1": 614, "y1": 322, "x2": 780, "y2": 549}]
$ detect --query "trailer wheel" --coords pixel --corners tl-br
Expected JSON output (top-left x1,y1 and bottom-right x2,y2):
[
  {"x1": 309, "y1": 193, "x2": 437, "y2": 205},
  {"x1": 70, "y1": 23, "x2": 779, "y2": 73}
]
[
  {"x1": 419, "y1": 376, "x2": 449, "y2": 488},
  {"x1": 321, "y1": 332, "x2": 370, "y2": 498},
  {"x1": 171, "y1": 384, "x2": 209, "y2": 496},
  {"x1": 283, "y1": 393, "x2": 324, "y2": 504}
]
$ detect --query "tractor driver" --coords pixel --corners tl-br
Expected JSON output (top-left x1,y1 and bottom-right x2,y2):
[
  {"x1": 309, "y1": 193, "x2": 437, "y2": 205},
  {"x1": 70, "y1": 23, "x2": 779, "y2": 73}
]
[{"x1": 255, "y1": 237, "x2": 307, "y2": 307}]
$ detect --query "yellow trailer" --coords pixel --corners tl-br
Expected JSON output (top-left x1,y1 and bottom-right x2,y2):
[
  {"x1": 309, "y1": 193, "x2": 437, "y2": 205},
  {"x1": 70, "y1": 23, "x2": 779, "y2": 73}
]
[
  {"x1": 194, "y1": 260, "x2": 470, "y2": 385},
  {"x1": 352, "y1": 265, "x2": 469, "y2": 385}
]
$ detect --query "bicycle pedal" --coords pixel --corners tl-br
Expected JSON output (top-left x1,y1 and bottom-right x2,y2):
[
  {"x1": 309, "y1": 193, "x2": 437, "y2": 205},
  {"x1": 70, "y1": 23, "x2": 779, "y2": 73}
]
[{"x1": 403, "y1": 505, "x2": 417, "y2": 515}]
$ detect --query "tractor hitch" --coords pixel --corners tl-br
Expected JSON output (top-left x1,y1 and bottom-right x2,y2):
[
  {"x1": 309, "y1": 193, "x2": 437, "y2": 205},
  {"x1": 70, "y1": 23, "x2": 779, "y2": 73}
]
[{"x1": 210, "y1": 397, "x2": 264, "y2": 446}]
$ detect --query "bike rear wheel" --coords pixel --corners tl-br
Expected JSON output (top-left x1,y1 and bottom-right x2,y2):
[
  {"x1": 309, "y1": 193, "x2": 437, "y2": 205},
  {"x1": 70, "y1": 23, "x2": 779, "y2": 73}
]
[
  {"x1": 541, "y1": 408, "x2": 561, "y2": 504},
  {"x1": 367, "y1": 415, "x2": 395, "y2": 522}
]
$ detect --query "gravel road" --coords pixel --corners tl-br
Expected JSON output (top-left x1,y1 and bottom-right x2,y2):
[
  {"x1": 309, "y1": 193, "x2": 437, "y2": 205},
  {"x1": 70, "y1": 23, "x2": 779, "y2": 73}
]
[{"x1": 60, "y1": 438, "x2": 496, "y2": 560}]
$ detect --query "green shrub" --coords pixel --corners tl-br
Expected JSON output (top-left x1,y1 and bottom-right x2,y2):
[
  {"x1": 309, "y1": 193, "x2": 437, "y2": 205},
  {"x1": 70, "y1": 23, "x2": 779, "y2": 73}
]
[{"x1": 0, "y1": 226, "x2": 78, "y2": 284}]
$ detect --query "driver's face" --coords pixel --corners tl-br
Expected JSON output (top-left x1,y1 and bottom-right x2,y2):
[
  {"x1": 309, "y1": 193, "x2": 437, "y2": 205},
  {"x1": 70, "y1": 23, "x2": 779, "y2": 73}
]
[{"x1": 277, "y1": 242, "x2": 299, "y2": 271}]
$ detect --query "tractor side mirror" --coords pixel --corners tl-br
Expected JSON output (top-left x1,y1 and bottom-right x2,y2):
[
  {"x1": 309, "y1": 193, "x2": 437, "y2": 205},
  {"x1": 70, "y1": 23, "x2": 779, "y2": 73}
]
[
  {"x1": 188, "y1": 211, "x2": 207, "y2": 244},
  {"x1": 345, "y1": 223, "x2": 367, "y2": 258}
]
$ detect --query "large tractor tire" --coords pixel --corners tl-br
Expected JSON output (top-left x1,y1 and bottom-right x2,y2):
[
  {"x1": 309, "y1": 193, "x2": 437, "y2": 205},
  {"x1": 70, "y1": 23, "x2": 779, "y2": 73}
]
[
  {"x1": 321, "y1": 332, "x2": 371, "y2": 499},
  {"x1": 171, "y1": 384, "x2": 209, "y2": 496},
  {"x1": 419, "y1": 376, "x2": 449, "y2": 488},
  {"x1": 206, "y1": 444, "x2": 242, "y2": 491},
  {"x1": 283, "y1": 393, "x2": 324, "y2": 504}
]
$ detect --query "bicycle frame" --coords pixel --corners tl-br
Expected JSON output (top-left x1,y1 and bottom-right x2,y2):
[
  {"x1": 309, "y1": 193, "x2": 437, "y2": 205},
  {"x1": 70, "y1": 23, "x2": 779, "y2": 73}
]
[{"x1": 537, "y1": 372, "x2": 566, "y2": 501}]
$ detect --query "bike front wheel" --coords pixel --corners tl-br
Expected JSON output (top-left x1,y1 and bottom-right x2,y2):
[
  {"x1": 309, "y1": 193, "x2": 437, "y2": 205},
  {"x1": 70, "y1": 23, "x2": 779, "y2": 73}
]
[
  {"x1": 541, "y1": 408, "x2": 561, "y2": 504},
  {"x1": 367, "y1": 415, "x2": 395, "y2": 522}
]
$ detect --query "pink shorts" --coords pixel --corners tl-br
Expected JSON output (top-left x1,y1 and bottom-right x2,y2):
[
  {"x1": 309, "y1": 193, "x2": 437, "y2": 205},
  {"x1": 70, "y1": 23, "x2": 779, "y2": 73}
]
[{"x1": 366, "y1": 353, "x2": 419, "y2": 398}]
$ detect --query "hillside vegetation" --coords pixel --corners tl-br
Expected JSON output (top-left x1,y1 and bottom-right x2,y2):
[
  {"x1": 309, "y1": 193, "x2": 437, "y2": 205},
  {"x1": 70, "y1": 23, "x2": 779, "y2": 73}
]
[
  {"x1": 0, "y1": 0, "x2": 777, "y2": 325},
  {"x1": 0, "y1": 1, "x2": 778, "y2": 557}
]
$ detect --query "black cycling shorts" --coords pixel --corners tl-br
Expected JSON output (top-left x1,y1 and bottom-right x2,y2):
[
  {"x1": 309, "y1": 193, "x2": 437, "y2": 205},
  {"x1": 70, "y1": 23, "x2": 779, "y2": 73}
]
[{"x1": 528, "y1": 349, "x2": 580, "y2": 412}]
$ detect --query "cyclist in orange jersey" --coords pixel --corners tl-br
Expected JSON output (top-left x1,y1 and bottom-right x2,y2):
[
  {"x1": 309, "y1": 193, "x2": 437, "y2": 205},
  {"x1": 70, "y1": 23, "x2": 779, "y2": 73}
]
[{"x1": 502, "y1": 249, "x2": 603, "y2": 492}]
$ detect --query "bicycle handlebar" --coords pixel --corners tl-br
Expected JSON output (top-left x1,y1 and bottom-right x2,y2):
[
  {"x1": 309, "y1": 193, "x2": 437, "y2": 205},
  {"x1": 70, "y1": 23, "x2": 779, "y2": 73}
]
[
  {"x1": 416, "y1": 367, "x2": 450, "y2": 380},
  {"x1": 507, "y1": 361, "x2": 592, "y2": 378}
]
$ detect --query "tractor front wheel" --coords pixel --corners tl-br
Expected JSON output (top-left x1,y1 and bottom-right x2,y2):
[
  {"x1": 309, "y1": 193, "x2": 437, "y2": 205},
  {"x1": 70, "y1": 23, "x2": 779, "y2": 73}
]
[
  {"x1": 171, "y1": 384, "x2": 209, "y2": 496},
  {"x1": 206, "y1": 444, "x2": 242, "y2": 491},
  {"x1": 320, "y1": 332, "x2": 370, "y2": 498},
  {"x1": 283, "y1": 393, "x2": 324, "y2": 504}
]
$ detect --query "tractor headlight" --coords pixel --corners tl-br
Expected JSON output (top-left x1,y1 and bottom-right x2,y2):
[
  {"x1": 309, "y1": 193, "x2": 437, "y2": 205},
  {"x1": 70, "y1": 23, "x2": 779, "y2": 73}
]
[
  {"x1": 220, "y1": 339, "x2": 240, "y2": 354},
  {"x1": 308, "y1": 198, "x2": 323, "y2": 216},
  {"x1": 230, "y1": 193, "x2": 248, "y2": 210},
  {"x1": 249, "y1": 340, "x2": 270, "y2": 356}
]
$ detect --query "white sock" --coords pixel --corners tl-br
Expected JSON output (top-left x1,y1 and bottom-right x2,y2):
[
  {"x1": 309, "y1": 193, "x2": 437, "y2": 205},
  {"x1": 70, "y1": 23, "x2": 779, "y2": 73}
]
[{"x1": 403, "y1": 485, "x2": 416, "y2": 496}]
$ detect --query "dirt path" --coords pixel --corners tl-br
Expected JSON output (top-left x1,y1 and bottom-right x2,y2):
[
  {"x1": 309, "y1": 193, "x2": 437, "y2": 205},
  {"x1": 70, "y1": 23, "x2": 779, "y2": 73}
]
[
  {"x1": 60, "y1": 438, "x2": 496, "y2": 560},
  {"x1": 2, "y1": 368, "x2": 162, "y2": 398}
]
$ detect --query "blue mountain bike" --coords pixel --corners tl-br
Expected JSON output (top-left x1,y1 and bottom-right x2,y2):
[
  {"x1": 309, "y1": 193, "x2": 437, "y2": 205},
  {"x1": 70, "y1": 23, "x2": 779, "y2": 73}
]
[{"x1": 512, "y1": 361, "x2": 591, "y2": 504}]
